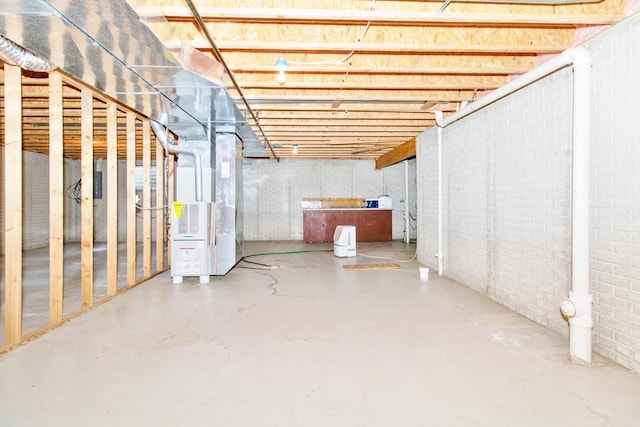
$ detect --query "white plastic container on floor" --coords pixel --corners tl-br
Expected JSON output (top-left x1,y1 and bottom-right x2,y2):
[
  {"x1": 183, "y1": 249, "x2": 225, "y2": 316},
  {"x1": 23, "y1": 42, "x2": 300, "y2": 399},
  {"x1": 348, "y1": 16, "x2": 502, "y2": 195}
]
[{"x1": 334, "y1": 225, "x2": 356, "y2": 257}]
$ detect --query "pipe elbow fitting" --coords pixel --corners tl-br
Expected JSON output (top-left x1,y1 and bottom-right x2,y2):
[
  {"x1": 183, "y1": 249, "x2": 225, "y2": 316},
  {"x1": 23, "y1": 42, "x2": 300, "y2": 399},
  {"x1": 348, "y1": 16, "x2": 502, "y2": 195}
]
[
  {"x1": 560, "y1": 298, "x2": 577, "y2": 319},
  {"x1": 434, "y1": 111, "x2": 444, "y2": 128},
  {"x1": 561, "y1": 292, "x2": 593, "y2": 328},
  {"x1": 565, "y1": 47, "x2": 592, "y2": 68}
]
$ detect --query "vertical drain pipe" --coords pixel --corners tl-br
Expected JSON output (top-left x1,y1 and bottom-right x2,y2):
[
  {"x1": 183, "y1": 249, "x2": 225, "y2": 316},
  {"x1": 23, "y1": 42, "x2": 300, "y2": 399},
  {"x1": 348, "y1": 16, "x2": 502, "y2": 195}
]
[
  {"x1": 404, "y1": 160, "x2": 410, "y2": 244},
  {"x1": 566, "y1": 49, "x2": 593, "y2": 364},
  {"x1": 150, "y1": 121, "x2": 203, "y2": 202},
  {"x1": 434, "y1": 47, "x2": 592, "y2": 363},
  {"x1": 434, "y1": 111, "x2": 444, "y2": 275}
]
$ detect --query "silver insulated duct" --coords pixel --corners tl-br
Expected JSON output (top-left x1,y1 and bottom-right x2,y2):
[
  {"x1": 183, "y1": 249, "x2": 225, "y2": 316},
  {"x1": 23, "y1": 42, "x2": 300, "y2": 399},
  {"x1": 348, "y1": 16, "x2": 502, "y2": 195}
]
[{"x1": 0, "y1": 34, "x2": 55, "y2": 72}]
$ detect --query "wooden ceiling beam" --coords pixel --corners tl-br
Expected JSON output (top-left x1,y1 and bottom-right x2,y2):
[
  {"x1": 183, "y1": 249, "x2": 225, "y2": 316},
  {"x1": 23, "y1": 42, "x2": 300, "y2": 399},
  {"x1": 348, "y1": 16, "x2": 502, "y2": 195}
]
[
  {"x1": 249, "y1": 105, "x2": 449, "y2": 113},
  {"x1": 172, "y1": 40, "x2": 566, "y2": 55},
  {"x1": 263, "y1": 132, "x2": 425, "y2": 137},
  {"x1": 244, "y1": 94, "x2": 477, "y2": 103},
  {"x1": 257, "y1": 120, "x2": 433, "y2": 125},
  {"x1": 264, "y1": 136, "x2": 409, "y2": 142},
  {"x1": 239, "y1": 81, "x2": 502, "y2": 91},
  {"x1": 136, "y1": 7, "x2": 622, "y2": 27},
  {"x1": 232, "y1": 65, "x2": 530, "y2": 75},
  {"x1": 375, "y1": 137, "x2": 417, "y2": 169},
  {"x1": 261, "y1": 124, "x2": 427, "y2": 130},
  {"x1": 256, "y1": 112, "x2": 435, "y2": 118}
]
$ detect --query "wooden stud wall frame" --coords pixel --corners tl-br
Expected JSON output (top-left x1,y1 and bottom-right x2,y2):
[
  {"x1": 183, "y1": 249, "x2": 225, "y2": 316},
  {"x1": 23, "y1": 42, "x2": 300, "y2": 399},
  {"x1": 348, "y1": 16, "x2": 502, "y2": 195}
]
[{"x1": 0, "y1": 66, "x2": 171, "y2": 354}]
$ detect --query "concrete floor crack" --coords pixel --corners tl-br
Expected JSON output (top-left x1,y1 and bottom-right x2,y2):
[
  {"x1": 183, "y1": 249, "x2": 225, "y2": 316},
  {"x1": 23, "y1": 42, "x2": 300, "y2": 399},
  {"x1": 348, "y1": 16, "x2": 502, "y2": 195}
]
[{"x1": 264, "y1": 273, "x2": 283, "y2": 296}]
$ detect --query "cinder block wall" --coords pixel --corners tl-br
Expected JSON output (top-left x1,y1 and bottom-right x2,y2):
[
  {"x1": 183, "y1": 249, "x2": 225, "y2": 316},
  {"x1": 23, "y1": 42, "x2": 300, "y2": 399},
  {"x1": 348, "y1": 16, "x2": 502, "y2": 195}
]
[
  {"x1": 417, "y1": 13, "x2": 640, "y2": 372},
  {"x1": 587, "y1": 14, "x2": 640, "y2": 370},
  {"x1": 0, "y1": 155, "x2": 152, "y2": 251},
  {"x1": 6, "y1": 155, "x2": 413, "y2": 249},
  {"x1": 416, "y1": 133, "x2": 438, "y2": 266},
  {"x1": 93, "y1": 160, "x2": 140, "y2": 243},
  {"x1": 243, "y1": 158, "x2": 416, "y2": 241},
  {"x1": 418, "y1": 71, "x2": 573, "y2": 331},
  {"x1": 0, "y1": 152, "x2": 83, "y2": 251},
  {"x1": 20, "y1": 152, "x2": 50, "y2": 249}
]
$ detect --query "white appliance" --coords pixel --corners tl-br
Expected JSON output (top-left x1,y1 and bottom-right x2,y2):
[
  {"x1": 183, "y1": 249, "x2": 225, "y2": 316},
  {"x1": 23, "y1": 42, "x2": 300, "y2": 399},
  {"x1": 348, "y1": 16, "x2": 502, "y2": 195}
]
[
  {"x1": 334, "y1": 225, "x2": 356, "y2": 257},
  {"x1": 153, "y1": 87, "x2": 251, "y2": 283},
  {"x1": 378, "y1": 196, "x2": 392, "y2": 209},
  {"x1": 170, "y1": 202, "x2": 215, "y2": 284},
  {"x1": 364, "y1": 196, "x2": 392, "y2": 209}
]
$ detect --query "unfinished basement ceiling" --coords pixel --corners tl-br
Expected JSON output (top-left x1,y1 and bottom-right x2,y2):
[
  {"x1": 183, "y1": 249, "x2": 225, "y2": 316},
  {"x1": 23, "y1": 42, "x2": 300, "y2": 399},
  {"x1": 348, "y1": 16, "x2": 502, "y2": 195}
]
[
  {"x1": 122, "y1": 0, "x2": 625, "y2": 163},
  {"x1": 0, "y1": 0, "x2": 629, "y2": 163}
]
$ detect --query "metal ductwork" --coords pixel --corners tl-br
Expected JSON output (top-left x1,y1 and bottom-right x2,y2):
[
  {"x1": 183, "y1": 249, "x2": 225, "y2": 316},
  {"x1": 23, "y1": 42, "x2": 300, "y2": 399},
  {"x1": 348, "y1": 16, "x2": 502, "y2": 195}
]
[
  {"x1": 150, "y1": 121, "x2": 204, "y2": 203},
  {"x1": 0, "y1": 0, "x2": 269, "y2": 157},
  {"x1": 0, "y1": 34, "x2": 55, "y2": 72},
  {"x1": 0, "y1": 0, "x2": 268, "y2": 276}
]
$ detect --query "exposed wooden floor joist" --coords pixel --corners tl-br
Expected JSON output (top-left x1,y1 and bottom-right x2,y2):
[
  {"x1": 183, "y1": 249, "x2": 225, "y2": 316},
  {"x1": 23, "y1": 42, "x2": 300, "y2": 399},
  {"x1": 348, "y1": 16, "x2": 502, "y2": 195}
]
[{"x1": 0, "y1": 0, "x2": 631, "y2": 161}]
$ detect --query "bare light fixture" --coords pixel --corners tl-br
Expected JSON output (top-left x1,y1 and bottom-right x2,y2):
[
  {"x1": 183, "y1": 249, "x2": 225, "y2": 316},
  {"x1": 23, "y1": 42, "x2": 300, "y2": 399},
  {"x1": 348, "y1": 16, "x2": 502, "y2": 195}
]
[
  {"x1": 275, "y1": 59, "x2": 288, "y2": 85},
  {"x1": 292, "y1": 143, "x2": 298, "y2": 154}
]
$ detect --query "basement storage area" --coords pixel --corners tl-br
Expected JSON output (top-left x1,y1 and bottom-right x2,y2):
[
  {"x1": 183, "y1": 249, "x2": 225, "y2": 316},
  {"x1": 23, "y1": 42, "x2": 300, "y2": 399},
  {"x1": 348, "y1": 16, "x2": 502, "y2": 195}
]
[{"x1": 1, "y1": 0, "x2": 640, "y2": 425}]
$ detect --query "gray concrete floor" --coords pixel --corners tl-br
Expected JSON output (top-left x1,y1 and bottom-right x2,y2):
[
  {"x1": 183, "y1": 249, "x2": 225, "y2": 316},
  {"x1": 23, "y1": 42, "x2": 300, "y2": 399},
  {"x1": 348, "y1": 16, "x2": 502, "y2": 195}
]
[
  {"x1": 1, "y1": 241, "x2": 639, "y2": 426},
  {"x1": 0, "y1": 242, "x2": 166, "y2": 341}
]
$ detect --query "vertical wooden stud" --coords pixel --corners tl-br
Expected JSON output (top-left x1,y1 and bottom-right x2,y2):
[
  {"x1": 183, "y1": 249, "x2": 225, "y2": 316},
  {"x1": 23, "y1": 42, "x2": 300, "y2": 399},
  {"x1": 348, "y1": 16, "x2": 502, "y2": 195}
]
[
  {"x1": 126, "y1": 112, "x2": 137, "y2": 287},
  {"x1": 155, "y1": 139, "x2": 165, "y2": 271},
  {"x1": 49, "y1": 72, "x2": 64, "y2": 324},
  {"x1": 81, "y1": 89, "x2": 94, "y2": 307},
  {"x1": 142, "y1": 121, "x2": 151, "y2": 278},
  {"x1": 106, "y1": 102, "x2": 118, "y2": 296},
  {"x1": 4, "y1": 64, "x2": 23, "y2": 344}
]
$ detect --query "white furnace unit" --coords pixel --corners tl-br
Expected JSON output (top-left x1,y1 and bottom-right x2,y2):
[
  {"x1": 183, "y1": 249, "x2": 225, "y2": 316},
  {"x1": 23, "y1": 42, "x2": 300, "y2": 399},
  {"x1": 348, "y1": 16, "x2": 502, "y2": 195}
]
[
  {"x1": 4, "y1": 0, "x2": 269, "y2": 283},
  {"x1": 334, "y1": 225, "x2": 356, "y2": 258},
  {"x1": 170, "y1": 202, "x2": 214, "y2": 283},
  {"x1": 152, "y1": 87, "x2": 253, "y2": 283}
]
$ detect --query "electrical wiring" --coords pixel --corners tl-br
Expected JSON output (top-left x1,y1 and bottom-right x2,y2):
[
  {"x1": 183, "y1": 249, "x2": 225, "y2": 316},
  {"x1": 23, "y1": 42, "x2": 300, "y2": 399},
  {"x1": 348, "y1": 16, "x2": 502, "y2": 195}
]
[
  {"x1": 240, "y1": 249, "x2": 333, "y2": 270},
  {"x1": 135, "y1": 203, "x2": 170, "y2": 211},
  {"x1": 65, "y1": 178, "x2": 82, "y2": 204},
  {"x1": 337, "y1": 0, "x2": 376, "y2": 64},
  {"x1": 409, "y1": 211, "x2": 417, "y2": 230},
  {"x1": 241, "y1": 258, "x2": 272, "y2": 267},
  {"x1": 243, "y1": 249, "x2": 333, "y2": 259},
  {"x1": 288, "y1": 0, "x2": 376, "y2": 67},
  {"x1": 241, "y1": 247, "x2": 416, "y2": 266},
  {"x1": 238, "y1": 258, "x2": 277, "y2": 270}
]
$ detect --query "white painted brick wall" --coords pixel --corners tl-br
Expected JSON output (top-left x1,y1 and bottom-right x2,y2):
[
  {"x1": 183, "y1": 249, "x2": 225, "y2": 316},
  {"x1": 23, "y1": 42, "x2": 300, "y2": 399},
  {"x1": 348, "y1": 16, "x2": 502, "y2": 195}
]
[
  {"x1": 417, "y1": 12, "x2": 640, "y2": 373},
  {"x1": 92, "y1": 162, "x2": 109, "y2": 242},
  {"x1": 243, "y1": 159, "x2": 415, "y2": 241},
  {"x1": 28, "y1": 157, "x2": 128, "y2": 245},
  {"x1": 0, "y1": 153, "x2": 83, "y2": 251},
  {"x1": 406, "y1": 158, "x2": 418, "y2": 242},
  {"x1": 585, "y1": 13, "x2": 640, "y2": 372},
  {"x1": 9, "y1": 156, "x2": 135, "y2": 248},
  {"x1": 416, "y1": 132, "x2": 438, "y2": 268},
  {"x1": 22, "y1": 152, "x2": 50, "y2": 249},
  {"x1": 94, "y1": 160, "x2": 144, "y2": 243},
  {"x1": 63, "y1": 158, "x2": 82, "y2": 243}
]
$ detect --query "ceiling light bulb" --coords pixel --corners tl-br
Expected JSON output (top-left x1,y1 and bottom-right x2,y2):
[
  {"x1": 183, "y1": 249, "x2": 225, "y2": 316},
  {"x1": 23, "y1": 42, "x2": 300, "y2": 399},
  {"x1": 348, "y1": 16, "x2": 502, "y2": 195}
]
[
  {"x1": 292, "y1": 143, "x2": 298, "y2": 154},
  {"x1": 277, "y1": 69, "x2": 286, "y2": 85},
  {"x1": 275, "y1": 59, "x2": 288, "y2": 85}
]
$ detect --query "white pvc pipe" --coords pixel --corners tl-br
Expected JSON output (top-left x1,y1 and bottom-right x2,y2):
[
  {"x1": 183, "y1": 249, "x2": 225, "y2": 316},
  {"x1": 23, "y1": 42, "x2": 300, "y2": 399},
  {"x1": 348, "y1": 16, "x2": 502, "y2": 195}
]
[
  {"x1": 568, "y1": 49, "x2": 593, "y2": 364},
  {"x1": 150, "y1": 121, "x2": 204, "y2": 202},
  {"x1": 404, "y1": 160, "x2": 410, "y2": 244},
  {"x1": 434, "y1": 47, "x2": 593, "y2": 363},
  {"x1": 436, "y1": 48, "x2": 586, "y2": 128},
  {"x1": 435, "y1": 111, "x2": 444, "y2": 276}
]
